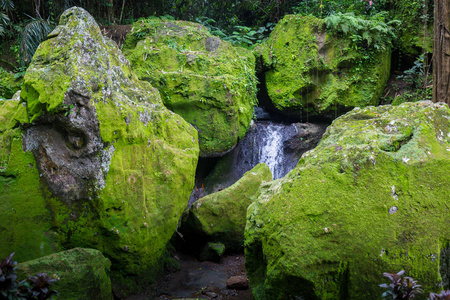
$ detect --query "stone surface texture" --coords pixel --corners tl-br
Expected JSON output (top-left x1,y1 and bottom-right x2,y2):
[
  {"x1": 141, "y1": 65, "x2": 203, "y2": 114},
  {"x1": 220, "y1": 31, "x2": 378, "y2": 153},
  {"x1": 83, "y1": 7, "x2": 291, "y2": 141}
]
[
  {"x1": 181, "y1": 163, "x2": 272, "y2": 251},
  {"x1": 16, "y1": 248, "x2": 113, "y2": 300},
  {"x1": 256, "y1": 15, "x2": 391, "y2": 119},
  {"x1": 0, "y1": 7, "x2": 199, "y2": 283},
  {"x1": 245, "y1": 101, "x2": 450, "y2": 299},
  {"x1": 123, "y1": 18, "x2": 258, "y2": 157}
]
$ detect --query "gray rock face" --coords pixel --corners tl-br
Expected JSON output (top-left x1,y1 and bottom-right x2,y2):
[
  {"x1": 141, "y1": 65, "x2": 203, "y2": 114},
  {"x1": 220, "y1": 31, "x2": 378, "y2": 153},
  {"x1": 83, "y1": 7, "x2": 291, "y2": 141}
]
[{"x1": 23, "y1": 92, "x2": 108, "y2": 204}]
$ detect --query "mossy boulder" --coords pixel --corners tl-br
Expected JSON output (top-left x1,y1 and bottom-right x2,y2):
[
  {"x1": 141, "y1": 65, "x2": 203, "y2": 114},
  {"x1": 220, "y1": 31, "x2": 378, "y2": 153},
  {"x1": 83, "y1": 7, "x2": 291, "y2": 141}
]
[
  {"x1": 245, "y1": 101, "x2": 450, "y2": 299},
  {"x1": 16, "y1": 248, "x2": 113, "y2": 300},
  {"x1": 181, "y1": 163, "x2": 272, "y2": 251},
  {"x1": 123, "y1": 18, "x2": 257, "y2": 157},
  {"x1": 0, "y1": 6, "x2": 199, "y2": 284},
  {"x1": 256, "y1": 15, "x2": 390, "y2": 119}
]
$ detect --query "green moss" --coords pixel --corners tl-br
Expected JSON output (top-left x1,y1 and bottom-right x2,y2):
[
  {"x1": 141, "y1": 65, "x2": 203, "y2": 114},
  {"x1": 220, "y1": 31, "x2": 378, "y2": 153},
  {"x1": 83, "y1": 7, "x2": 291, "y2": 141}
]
[
  {"x1": 245, "y1": 101, "x2": 450, "y2": 299},
  {"x1": 1, "y1": 8, "x2": 200, "y2": 290},
  {"x1": 0, "y1": 127, "x2": 57, "y2": 262},
  {"x1": 123, "y1": 18, "x2": 257, "y2": 156},
  {"x1": 0, "y1": 68, "x2": 22, "y2": 100},
  {"x1": 16, "y1": 248, "x2": 113, "y2": 300},
  {"x1": 256, "y1": 15, "x2": 391, "y2": 117},
  {"x1": 388, "y1": 0, "x2": 433, "y2": 57},
  {"x1": 183, "y1": 163, "x2": 272, "y2": 250}
]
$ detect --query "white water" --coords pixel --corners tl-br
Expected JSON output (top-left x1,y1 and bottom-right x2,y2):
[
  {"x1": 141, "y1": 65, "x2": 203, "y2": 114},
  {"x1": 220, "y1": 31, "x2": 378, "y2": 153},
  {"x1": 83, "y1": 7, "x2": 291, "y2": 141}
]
[{"x1": 257, "y1": 124, "x2": 285, "y2": 179}]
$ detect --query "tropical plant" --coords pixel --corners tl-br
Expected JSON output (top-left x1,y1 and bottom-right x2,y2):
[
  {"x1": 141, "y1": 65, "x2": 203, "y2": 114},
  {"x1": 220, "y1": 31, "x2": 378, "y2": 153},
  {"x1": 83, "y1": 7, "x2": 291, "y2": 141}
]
[
  {"x1": 397, "y1": 52, "x2": 431, "y2": 88},
  {"x1": 379, "y1": 270, "x2": 423, "y2": 299},
  {"x1": 0, "y1": 252, "x2": 18, "y2": 297},
  {"x1": 0, "y1": 0, "x2": 14, "y2": 37},
  {"x1": 430, "y1": 290, "x2": 450, "y2": 300},
  {"x1": 196, "y1": 16, "x2": 274, "y2": 48},
  {"x1": 325, "y1": 11, "x2": 400, "y2": 51},
  {"x1": 0, "y1": 253, "x2": 58, "y2": 300},
  {"x1": 19, "y1": 16, "x2": 54, "y2": 67}
]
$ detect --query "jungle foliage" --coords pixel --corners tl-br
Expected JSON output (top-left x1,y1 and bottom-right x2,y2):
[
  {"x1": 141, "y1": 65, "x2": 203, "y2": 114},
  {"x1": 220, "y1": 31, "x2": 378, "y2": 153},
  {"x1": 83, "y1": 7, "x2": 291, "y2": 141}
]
[{"x1": 0, "y1": 0, "x2": 436, "y2": 105}]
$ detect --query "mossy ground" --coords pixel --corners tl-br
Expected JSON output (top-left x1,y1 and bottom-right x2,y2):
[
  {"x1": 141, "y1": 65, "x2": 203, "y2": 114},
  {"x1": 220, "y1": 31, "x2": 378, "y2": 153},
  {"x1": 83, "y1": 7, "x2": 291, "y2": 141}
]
[
  {"x1": 256, "y1": 15, "x2": 390, "y2": 118},
  {"x1": 123, "y1": 17, "x2": 257, "y2": 156},
  {"x1": 245, "y1": 101, "x2": 450, "y2": 299}
]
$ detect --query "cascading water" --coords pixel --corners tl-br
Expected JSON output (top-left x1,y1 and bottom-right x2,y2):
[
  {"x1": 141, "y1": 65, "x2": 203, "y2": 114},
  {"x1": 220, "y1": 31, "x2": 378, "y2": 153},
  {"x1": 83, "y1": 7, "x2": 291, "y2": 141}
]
[
  {"x1": 256, "y1": 123, "x2": 285, "y2": 179},
  {"x1": 198, "y1": 120, "x2": 328, "y2": 196}
]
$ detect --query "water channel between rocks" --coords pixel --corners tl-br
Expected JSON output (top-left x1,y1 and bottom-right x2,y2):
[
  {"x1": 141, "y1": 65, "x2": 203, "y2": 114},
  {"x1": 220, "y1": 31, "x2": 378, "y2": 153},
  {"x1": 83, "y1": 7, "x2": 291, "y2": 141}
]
[
  {"x1": 135, "y1": 113, "x2": 328, "y2": 300},
  {"x1": 191, "y1": 119, "x2": 328, "y2": 203}
]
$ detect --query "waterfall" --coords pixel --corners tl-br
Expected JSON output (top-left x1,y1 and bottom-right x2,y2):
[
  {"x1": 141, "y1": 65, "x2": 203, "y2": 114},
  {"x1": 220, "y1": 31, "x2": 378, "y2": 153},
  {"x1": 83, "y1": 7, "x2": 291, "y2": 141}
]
[
  {"x1": 255, "y1": 123, "x2": 288, "y2": 180},
  {"x1": 200, "y1": 120, "x2": 327, "y2": 195}
]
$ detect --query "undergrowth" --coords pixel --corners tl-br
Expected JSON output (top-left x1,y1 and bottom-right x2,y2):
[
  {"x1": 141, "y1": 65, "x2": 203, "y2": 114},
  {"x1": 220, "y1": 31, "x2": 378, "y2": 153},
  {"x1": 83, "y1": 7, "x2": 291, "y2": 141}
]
[{"x1": 324, "y1": 11, "x2": 400, "y2": 51}]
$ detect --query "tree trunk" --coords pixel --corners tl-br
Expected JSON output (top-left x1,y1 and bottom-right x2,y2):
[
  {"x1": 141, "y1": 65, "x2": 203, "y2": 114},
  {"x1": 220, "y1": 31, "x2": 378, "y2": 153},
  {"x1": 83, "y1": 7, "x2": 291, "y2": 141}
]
[{"x1": 433, "y1": 0, "x2": 450, "y2": 104}]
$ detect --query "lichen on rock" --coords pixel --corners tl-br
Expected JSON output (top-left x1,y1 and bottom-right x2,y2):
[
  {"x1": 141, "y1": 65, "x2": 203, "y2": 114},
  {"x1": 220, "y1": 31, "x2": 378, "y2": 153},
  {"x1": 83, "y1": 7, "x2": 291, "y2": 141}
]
[
  {"x1": 245, "y1": 101, "x2": 450, "y2": 299},
  {"x1": 123, "y1": 17, "x2": 258, "y2": 157},
  {"x1": 255, "y1": 15, "x2": 391, "y2": 119},
  {"x1": 1, "y1": 6, "x2": 199, "y2": 286}
]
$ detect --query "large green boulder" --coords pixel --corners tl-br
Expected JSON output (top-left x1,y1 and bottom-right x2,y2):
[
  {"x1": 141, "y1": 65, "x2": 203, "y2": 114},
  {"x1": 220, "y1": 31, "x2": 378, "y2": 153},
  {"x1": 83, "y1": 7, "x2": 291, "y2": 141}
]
[
  {"x1": 256, "y1": 15, "x2": 390, "y2": 119},
  {"x1": 0, "y1": 7, "x2": 199, "y2": 283},
  {"x1": 16, "y1": 248, "x2": 113, "y2": 300},
  {"x1": 245, "y1": 101, "x2": 450, "y2": 299},
  {"x1": 181, "y1": 163, "x2": 272, "y2": 251},
  {"x1": 123, "y1": 18, "x2": 258, "y2": 157}
]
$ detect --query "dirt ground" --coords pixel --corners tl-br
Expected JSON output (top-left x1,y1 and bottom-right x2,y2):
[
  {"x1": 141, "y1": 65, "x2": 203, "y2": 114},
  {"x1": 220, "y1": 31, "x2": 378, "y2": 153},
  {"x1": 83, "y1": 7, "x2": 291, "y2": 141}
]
[
  {"x1": 125, "y1": 252, "x2": 254, "y2": 300},
  {"x1": 100, "y1": 24, "x2": 131, "y2": 47}
]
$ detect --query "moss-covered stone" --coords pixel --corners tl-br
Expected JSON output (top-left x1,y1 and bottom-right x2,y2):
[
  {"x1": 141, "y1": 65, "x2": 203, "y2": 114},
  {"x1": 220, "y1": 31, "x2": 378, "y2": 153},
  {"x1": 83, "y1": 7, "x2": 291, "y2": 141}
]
[
  {"x1": 123, "y1": 18, "x2": 257, "y2": 157},
  {"x1": 0, "y1": 7, "x2": 199, "y2": 287},
  {"x1": 256, "y1": 15, "x2": 390, "y2": 118},
  {"x1": 0, "y1": 97, "x2": 55, "y2": 262},
  {"x1": 16, "y1": 248, "x2": 113, "y2": 300},
  {"x1": 181, "y1": 163, "x2": 272, "y2": 250},
  {"x1": 198, "y1": 242, "x2": 226, "y2": 262},
  {"x1": 245, "y1": 101, "x2": 450, "y2": 299}
]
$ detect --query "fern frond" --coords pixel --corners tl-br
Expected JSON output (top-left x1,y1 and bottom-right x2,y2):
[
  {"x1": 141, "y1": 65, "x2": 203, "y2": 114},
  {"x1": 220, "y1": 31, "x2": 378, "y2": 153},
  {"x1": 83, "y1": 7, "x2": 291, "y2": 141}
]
[
  {"x1": 19, "y1": 18, "x2": 54, "y2": 66},
  {"x1": 0, "y1": 0, "x2": 14, "y2": 12}
]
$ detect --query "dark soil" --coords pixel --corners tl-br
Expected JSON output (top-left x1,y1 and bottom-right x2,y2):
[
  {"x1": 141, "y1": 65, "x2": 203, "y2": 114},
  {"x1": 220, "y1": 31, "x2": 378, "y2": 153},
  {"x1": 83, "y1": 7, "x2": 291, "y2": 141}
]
[
  {"x1": 379, "y1": 72, "x2": 412, "y2": 105},
  {"x1": 0, "y1": 39, "x2": 19, "y2": 71},
  {"x1": 125, "y1": 253, "x2": 253, "y2": 300},
  {"x1": 100, "y1": 25, "x2": 132, "y2": 47}
]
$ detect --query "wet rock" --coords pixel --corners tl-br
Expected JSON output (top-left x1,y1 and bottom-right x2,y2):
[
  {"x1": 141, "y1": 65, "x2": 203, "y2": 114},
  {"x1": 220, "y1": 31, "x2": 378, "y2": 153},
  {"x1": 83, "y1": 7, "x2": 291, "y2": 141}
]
[
  {"x1": 16, "y1": 248, "x2": 113, "y2": 300},
  {"x1": 123, "y1": 18, "x2": 257, "y2": 157},
  {"x1": 203, "y1": 122, "x2": 327, "y2": 194},
  {"x1": 226, "y1": 276, "x2": 249, "y2": 290},
  {"x1": 0, "y1": 7, "x2": 199, "y2": 286},
  {"x1": 255, "y1": 15, "x2": 390, "y2": 119},
  {"x1": 253, "y1": 107, "x2": 271, "y2": 120},
  {"x1": 245, "y1": 101, "x2": 450, "y2": 299},
  {"x1": 198, "y1": 242, "x2": 225, "y2": 262}
]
